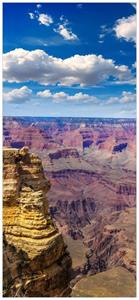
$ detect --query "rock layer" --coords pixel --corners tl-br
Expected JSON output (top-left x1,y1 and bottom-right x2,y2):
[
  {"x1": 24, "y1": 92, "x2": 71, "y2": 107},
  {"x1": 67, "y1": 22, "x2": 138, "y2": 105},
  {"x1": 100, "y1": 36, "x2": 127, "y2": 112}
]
[
  {"x1": 82, "y1": 207, "x2": 136, "y2": 277},
  {"x1": 3, "y1": 147, "x2": 72, "y2": 297}
]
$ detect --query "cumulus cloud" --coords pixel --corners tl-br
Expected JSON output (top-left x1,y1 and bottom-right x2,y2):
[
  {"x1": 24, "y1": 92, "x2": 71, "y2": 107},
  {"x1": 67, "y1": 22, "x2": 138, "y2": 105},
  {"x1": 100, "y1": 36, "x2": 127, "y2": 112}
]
[
  {"x1": 38, "y1": 13, "x2": 53, "y2": 26},
  {"x1": 54, "y1": 24, "x2": 78, "y2": 41},
  {"x1": 3, "y1": 86, "x2": 32, "y2": 103},
  {"x1": 114, "y1": 14, "x2": 136, "y2": 43},
  {"x1": 28, "y1": 8, "x2": 53, "y2": 27},
  {"x1": 4, "y1": 86, "x2": 135, "y2": 109},
  {"x1": 28, "y1": 12, "x2": 35, "y2": 20},
  {"x1": 37, "y1": 89, "x2": 136, "y2": 106},
  {"x1": 107, "y1": 91, "x2": 136, "y2": 104},
  {"x1": 28, "y1": 9, "x2": 77, "y2": 41},
  {"x1": 37, "y1": 90, "x2": 98, "y2": 103},
  {"x1": 3, "y1": 48, "x2": 134, "y2": 87},
  {"x1": 54, "y1": 16, "x2": 78, "y2": 41}
]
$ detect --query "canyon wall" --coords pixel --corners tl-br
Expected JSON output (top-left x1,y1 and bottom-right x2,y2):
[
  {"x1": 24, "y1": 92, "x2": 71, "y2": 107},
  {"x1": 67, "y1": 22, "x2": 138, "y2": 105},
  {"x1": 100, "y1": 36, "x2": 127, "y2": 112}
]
[
  {"x1": 3, "y1": 147, "x2": 72, "y2": 297},
  {"x1": 3, "y1": 117, "x2": 136, "y2": 297}
]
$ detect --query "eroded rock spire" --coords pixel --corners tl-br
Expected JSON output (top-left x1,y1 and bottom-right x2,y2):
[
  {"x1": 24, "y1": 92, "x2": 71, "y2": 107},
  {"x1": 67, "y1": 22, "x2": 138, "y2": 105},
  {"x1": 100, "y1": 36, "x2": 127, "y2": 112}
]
[{"x1": 3, "y1": 147, "x2": 72, "y2": 297}]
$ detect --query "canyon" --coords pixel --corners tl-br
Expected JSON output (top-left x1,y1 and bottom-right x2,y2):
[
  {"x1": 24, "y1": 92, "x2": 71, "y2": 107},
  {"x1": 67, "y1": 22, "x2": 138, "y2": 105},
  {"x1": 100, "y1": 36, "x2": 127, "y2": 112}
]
[{"x1": 3, "y1": 116, "x2": 136, "y2": 296}]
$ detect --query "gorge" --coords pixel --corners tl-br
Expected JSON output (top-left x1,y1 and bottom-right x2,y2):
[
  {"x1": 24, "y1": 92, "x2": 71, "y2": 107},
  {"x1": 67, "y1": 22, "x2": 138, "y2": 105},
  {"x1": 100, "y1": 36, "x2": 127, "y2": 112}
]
[{"x1": 3, "y1": 116, "x2": 136, "y2": 297}]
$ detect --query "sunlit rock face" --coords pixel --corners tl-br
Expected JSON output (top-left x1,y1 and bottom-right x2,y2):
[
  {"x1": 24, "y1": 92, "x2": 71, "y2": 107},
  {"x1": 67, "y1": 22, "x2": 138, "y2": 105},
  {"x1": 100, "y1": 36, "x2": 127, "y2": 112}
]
[
  {"x1": 3, "y1": 147, "x2": 72, "y2": 297},
  {"x1": 72, "y1": 267, "x2": 136, "y2": 297}
]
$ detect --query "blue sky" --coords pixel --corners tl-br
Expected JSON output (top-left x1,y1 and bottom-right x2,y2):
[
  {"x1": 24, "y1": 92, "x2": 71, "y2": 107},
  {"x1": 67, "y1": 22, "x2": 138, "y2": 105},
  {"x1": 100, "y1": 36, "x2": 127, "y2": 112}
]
[{"x1": 3, "y1": 2, "x2": 136, "y2": 118}]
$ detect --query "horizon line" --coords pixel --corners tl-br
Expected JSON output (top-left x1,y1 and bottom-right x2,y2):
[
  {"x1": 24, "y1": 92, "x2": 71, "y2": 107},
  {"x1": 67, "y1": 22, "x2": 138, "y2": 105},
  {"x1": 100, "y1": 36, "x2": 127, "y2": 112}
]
[{"x1": 3, "y1": 115, "x2": 136, "y2": 120}]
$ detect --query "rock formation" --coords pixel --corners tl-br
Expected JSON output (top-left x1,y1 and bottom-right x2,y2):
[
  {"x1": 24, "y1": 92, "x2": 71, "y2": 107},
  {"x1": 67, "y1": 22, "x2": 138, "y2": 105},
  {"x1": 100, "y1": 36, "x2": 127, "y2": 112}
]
[
  {"x1": 82, "y1": 208, "x2": 136, "y2": 277},
  {"x1": 72, "y1": 267, "x2": 136, "y2": 297},
  {"x1": 3, "y1": 147, "x2": 72, "y2": 297},
  {"x1": 3, "y1": 116, "x2": 136, "y2": 155},
  {"x1": 3, "y1": 117, "x2": 136, "y2": 297}
]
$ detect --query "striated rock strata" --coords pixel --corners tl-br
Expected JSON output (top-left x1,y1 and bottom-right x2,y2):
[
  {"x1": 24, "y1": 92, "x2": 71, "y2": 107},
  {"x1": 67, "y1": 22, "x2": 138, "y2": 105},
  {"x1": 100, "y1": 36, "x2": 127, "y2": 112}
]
[
  {"x1": 3, "y1": 147, "x2": 72, "y2": 297},
  {"x1": 82, "y1": 208, "x2": 136, "y2": 277}
]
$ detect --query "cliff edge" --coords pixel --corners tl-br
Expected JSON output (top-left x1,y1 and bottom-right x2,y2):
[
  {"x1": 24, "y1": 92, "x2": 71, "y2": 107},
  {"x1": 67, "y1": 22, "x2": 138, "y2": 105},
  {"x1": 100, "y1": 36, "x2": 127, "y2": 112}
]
[{"x1": 3, "y1": 147, "x2": 72, "y2": 297}]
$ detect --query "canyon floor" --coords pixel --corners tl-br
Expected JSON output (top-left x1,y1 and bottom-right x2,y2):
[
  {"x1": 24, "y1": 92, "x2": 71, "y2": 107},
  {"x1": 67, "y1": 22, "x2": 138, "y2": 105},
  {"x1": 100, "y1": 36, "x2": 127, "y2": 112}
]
[{"x1": 3, "y1": 116, "x2": 136, "y2": 297}]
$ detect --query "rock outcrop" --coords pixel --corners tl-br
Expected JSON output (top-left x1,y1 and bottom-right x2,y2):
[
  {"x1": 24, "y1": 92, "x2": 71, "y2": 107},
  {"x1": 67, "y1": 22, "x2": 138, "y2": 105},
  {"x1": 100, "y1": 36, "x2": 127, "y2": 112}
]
[
  {"x1": 82, "y1": 208, "x2": 136, "y2": 277},
  {"x1": 3, "y1": 147, "x2": 72, "y2": 297},
  {"x1": 72, "y1": 267, "x2": 136, "y2": 297}
]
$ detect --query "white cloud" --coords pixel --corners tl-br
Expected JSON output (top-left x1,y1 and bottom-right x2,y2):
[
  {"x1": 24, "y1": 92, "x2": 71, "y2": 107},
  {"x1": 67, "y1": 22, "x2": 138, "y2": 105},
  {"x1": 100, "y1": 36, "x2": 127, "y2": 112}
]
[
  {"x1": 114, "y1": 14, "x2": 136, "y2": 43},
  {"x1": 37, "y1": 89, "x2": 136, "y2": 106},
  {"x1": 99, "y1": 34, "x2": 105, "y2": 40},
  {"x1": 28, "y1": 12, "x2": 35, "y2": 20},
  {"x1": 3, "y1": 48, "x2": 134, "y2": 87},
  {"x1": 38, "y1": 13, "x2": 53, "y2": 26},
  {"x1": 68, "y1": 92, "x2": 98, "y2": 103},
  {"x1": 37, "y1": 90, "x2": 52, "y2": 98},
  {"x1": 54, "y1": 24, "x2": 78, "y2": 41},
  {"x1": 98, "y1": 25, "x2": 112, "y2": 43},
  {"x1": 37, "y1": 90, "x2": 99, "y2": 104},
  {"x1": 3, "y1": 86, "x2": 32, "y2": 103},
  {"x1": 28, "y1": 10, "x2": 77, "y2": 40},
  {"x1": 28, "y1": 9, "x2": 53, "y2": 27},
  {"x1": 4, "y1": 86, "x2": 135, "y2": 109},
  {"x1": 36, "y1": 4, "x2": 42, "y2": 9},
  {"x1": 107, "y1": 91, "x2": 136, "y2": 104},
  {"x1": 54, "y1": 15, "x2": 78, "y2": 41},
  {"x1": 59, "y1": 15, "x2": 68, "y2": 23}
]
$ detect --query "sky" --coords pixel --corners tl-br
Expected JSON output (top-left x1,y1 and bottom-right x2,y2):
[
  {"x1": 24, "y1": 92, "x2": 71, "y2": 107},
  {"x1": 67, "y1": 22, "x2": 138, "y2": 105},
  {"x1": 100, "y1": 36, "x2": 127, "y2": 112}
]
[{"x1": 3, "y1": 2, "x2": 136, "y2": 118}]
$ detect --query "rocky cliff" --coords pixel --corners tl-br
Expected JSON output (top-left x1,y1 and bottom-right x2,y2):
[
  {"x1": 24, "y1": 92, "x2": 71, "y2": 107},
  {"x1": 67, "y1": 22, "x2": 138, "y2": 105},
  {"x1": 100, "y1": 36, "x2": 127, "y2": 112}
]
[
  {"x1": 82, "y1": 208, "x2": 136, "y2": 277},
  {"x1": 71, "y1": 208, "x2": 136, "y2": 297},
  {"x1": 3, "y1": 117, "x2": 136, "y2": 297},
  {"x1": 3, "y1": 147, "x2": 72, "y2": 297}
]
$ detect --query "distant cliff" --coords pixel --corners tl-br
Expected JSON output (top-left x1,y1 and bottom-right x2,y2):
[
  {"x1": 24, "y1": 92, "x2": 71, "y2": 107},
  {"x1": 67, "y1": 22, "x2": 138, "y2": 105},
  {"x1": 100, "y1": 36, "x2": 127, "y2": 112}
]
[{"x1": 3, "y1": 147, "x2": 72, "y2": 297}]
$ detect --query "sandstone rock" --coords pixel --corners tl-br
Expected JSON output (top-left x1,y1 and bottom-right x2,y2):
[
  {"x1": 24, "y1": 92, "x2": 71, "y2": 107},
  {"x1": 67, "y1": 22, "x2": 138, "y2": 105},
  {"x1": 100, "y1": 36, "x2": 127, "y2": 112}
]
[
  {"x1": 72, "y1": 267, "x2": 136, "y2": 297},
  {"x1": 82, "y1": 208, "x2": 136, "y2": 277},
  {"x1": 3, "y1": 117, "x2": 136, "y2": 293},
  {"x1": 3, "y1": 147, "x2": 72, "y2": 297},
  {"x1": 19, "y1": 146, "x2": 29, "y2": 157}
]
